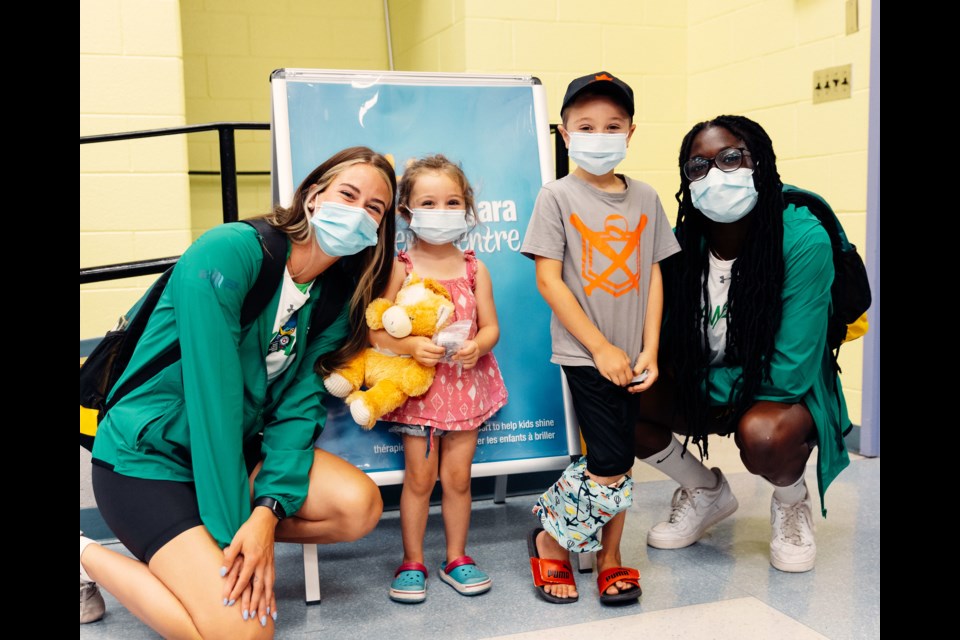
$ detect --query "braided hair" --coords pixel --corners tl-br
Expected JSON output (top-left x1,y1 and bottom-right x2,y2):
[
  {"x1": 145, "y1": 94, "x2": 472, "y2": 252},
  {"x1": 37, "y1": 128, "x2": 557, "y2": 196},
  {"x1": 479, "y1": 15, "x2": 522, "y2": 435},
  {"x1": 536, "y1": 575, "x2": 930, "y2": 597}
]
[{"x1": 662, "y1": 115, "x2": 785, "y2": 456}]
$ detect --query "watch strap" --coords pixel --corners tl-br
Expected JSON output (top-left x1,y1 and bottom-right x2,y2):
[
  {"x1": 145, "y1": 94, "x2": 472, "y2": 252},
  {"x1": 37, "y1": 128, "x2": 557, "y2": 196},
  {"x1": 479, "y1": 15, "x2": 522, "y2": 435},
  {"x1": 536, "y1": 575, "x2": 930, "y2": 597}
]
[{"x1": 252, "y1": 496, "x2": 286, "y2": 521}]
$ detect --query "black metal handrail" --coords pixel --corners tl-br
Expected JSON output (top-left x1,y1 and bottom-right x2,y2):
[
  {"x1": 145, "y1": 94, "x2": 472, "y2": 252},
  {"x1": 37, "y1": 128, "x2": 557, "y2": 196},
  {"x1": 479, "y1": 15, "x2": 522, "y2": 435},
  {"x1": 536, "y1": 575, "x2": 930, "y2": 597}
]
[
  {"x1": 80, "y1": 122, "x2": 270, "y2": 283},
  {"x1": 80, "y1": 257, "x2": 180, "y2": 286}
]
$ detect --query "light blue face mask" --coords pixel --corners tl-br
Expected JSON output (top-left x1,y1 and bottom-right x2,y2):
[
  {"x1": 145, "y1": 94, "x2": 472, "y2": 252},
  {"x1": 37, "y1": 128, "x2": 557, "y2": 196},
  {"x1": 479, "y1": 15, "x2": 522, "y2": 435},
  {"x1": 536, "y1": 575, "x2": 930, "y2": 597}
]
[
  {"x1": 408, "y1": 208, "x2": 470, "y2": 245},
  {"x1": 689, "y1": 167, "x2": 758, "y2": 224},
  {"x1": 568, "y1": 132, "x2": 628, "y2": 176},
  {"x1": 309, "y1": 200, "x2": 380, "y2": 257}
]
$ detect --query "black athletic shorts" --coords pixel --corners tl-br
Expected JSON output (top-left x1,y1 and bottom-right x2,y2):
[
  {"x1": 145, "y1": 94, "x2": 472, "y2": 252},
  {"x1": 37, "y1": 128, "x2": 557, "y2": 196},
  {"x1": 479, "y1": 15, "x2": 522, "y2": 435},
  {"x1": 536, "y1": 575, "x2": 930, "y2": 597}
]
[
  {"x1": 91, "y1": 438, "x2": 263, "y2": 563},
  {"x1": 91, "y1": 462, "x2": 203, "y2": 563},
  {"x1": 562, "y1": 365, "x2": 640, "y2": 477}
]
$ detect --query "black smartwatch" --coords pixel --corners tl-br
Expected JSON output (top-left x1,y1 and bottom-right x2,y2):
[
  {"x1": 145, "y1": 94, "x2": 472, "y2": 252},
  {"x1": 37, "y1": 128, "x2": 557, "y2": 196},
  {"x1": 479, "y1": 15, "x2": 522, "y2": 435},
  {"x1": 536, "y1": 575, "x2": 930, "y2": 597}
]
[{"x1": 253, "y1": 497, "x2": 287, "y2": 521}]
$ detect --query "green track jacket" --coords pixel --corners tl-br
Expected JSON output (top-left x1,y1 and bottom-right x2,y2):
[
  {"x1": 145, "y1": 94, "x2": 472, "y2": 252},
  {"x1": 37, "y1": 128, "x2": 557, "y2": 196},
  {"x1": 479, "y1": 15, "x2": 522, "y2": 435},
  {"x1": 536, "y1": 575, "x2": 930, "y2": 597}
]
[
  {"x1": 705, "y1": 193, "x2": 851, "y2": 514},
  {"x1": 92, "y1": 223, "x2": 349, "y2": 546}
]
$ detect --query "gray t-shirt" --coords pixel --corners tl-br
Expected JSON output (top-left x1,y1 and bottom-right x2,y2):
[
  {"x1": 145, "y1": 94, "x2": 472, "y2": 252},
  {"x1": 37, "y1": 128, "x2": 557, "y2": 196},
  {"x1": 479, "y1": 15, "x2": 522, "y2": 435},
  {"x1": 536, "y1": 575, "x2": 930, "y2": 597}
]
[{"x1": 521, "y1": 173, "x2": 680, "y2": 367}]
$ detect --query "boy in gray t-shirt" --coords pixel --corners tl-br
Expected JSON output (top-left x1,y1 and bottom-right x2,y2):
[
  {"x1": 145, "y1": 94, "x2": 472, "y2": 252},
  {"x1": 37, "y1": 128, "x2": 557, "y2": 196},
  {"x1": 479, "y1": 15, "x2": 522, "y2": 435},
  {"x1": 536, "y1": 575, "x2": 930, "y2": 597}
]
[{"x1": 520, "y1": 71, "x2": 680, "y2": 606}]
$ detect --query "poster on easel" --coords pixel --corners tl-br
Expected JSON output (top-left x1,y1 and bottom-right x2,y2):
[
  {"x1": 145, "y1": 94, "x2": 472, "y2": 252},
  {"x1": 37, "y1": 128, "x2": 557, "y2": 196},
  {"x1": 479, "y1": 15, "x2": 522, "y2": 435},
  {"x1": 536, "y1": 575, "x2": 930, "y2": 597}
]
[{"x1": 270, "y1": 69, "x2": 578, "y2": 484}]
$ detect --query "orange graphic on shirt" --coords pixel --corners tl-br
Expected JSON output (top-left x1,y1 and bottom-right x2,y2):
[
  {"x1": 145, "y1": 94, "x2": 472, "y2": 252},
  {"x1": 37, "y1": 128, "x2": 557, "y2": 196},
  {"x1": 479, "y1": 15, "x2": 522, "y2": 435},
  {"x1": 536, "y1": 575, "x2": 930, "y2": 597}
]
[{"x1": 570, "y1": 213, "x2": 647, "y2": 297}]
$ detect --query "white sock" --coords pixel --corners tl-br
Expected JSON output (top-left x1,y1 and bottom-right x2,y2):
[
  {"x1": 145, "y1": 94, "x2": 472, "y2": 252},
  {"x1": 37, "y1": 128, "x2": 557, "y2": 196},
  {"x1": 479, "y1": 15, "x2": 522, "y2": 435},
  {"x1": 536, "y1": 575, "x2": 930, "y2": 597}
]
[
  {"x1": 772, "y1": 475, "x2": 807, "y2": 504},
  {"x1": 80, "y1": 533, "x2": 98, "y2": 583},
  {"x1": 641, "y1": 437, "x2": 717, "y2": 488}
]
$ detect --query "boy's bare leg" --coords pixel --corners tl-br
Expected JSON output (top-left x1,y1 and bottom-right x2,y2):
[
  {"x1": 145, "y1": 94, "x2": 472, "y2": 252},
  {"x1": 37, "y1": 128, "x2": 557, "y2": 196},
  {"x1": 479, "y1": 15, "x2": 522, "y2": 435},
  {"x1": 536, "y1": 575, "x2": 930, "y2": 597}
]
[
  {"x1": 586, "y1": 471, "x2": 634, "y2": 595},
  {"x1": 597, "y1": 511, "x2": 631, "y2": 594}
]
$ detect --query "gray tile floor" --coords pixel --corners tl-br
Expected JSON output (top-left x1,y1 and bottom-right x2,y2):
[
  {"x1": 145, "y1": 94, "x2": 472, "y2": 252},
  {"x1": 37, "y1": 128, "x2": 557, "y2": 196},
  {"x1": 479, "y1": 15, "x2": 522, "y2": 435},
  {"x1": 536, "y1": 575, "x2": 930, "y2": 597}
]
[{"x1": 79, "y1": 456, "x2": 880, "y2": 639}]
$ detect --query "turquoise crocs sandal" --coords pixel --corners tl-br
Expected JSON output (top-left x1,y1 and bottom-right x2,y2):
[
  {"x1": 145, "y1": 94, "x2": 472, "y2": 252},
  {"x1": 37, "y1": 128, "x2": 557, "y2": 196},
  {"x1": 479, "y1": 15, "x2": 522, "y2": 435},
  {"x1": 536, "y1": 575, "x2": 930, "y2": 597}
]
[
  {"x1": 389, "y1": 562, "x2": 428, "y2": 603},
  {"x1": 439, "y1": 556, "x2": 492, "y2": 596}
]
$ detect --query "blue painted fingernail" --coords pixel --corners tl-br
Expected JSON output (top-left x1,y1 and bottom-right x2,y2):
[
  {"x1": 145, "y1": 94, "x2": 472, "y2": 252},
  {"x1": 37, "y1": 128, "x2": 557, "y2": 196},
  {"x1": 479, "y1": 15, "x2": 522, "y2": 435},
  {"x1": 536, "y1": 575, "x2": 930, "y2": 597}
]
[
  {"x1": 242, "y1": 609, "x2": 249, "y2": 621},
  {"x1": 219, "y1": 566, "x2": 227, "y2": 577},
  {"x1": 266, "y1": 606, "x2": 271, "y2": 615},
  {"x1": 227, "y1": 599, "x2": 235, "y2": 607},
  {"x1": 223, "y1": 598, "x2": 228, "y2": 606},
  {"x1": 271, "y1": 610, "x2": 278, "y2": 621},
  {"x1": 260, "y1": 615, "x2": 267, "y2": 627}
]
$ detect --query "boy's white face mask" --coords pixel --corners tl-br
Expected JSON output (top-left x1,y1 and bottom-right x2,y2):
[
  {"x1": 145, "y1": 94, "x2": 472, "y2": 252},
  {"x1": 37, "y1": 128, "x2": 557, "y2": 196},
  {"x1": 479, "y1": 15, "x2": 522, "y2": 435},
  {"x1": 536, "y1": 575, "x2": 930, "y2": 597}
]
[{"x1": 568, "y1": 132, "x2": 627, "y2": 176}]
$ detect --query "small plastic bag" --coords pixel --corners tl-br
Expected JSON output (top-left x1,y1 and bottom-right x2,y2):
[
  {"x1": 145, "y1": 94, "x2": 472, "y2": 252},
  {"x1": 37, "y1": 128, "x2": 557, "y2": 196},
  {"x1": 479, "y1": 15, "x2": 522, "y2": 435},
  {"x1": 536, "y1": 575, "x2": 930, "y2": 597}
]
[{"x1": 433, "y1": 319, "x2": 473, "y2": 375}]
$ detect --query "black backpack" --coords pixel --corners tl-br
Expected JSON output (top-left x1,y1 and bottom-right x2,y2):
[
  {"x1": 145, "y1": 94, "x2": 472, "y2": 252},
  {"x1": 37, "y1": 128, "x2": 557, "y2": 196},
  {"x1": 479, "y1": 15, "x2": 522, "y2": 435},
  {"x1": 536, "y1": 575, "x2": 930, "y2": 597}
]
[
  {"x1": 80, "y1": 219, "x2": 350, "y2": 451},
  {"x1": 782, "y1": 185, "x2": 872, "y2": 361}
]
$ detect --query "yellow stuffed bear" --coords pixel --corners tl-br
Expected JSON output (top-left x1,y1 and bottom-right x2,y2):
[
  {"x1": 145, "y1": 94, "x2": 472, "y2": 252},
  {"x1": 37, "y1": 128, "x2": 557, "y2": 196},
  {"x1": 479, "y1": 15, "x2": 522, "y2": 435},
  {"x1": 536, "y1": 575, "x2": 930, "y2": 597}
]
[{"x1": 323, "y1": 273, "x2": 455, "y2": 429}]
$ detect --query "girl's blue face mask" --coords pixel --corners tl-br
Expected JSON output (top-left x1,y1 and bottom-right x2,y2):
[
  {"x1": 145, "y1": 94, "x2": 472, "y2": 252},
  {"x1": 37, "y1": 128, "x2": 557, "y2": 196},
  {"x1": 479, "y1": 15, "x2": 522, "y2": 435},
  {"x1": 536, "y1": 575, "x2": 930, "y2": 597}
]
[
  {"x1": 309, "y1": 200, "x2": 380, "y2": 257},
  {"x1": 408, "y1": 208, "x2": 470, "y2": 245}
]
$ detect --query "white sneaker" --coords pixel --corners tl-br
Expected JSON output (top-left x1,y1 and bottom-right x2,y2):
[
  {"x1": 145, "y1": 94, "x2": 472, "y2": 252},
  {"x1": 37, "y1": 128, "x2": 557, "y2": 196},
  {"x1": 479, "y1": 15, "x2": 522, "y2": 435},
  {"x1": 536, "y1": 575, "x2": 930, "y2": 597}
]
[
  {"x1": 80, "y1": 532, "x2": 106, "y2": 624},
  {"x1": 647, "y1": 467, "x2": 739, "y2": 549},
  {"x1": 769, "y1": 484, "x2": 816, "y2": 573}
]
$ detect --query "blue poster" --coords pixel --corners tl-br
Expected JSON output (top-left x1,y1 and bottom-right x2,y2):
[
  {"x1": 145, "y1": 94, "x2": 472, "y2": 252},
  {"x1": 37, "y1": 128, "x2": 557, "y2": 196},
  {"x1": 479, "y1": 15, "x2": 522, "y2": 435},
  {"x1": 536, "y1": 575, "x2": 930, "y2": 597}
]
[{"x1": 273, "y1": 72, "x2": 572, "y2": 476}]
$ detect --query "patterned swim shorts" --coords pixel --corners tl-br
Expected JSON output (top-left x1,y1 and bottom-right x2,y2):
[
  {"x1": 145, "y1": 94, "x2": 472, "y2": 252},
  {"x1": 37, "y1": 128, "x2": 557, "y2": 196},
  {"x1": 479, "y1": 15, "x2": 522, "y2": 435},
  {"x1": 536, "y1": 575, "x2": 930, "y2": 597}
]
[{"x1": 532, "y1": 457, "x2": 634, "y2": 553}]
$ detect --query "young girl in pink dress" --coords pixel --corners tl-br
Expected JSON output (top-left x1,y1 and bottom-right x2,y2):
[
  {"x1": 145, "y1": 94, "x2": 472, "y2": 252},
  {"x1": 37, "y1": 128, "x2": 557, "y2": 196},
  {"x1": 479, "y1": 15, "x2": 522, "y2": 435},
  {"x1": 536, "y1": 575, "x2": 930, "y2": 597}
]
[{"x1": 370, "y1": 154, "x2": 508, "y2": 603}]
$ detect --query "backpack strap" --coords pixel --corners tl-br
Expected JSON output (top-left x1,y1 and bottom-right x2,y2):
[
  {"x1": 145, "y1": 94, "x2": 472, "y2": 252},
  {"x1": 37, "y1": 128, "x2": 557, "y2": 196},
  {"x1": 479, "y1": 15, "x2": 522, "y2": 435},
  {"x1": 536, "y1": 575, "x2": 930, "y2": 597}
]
[
  {"x1": 307, "y1": 259, "x2": 354, "y2": 339},
  {"x1": 102, "y1": 268, "x2": 179, "y2": 418},
  {"x1": 103, "y1": 221, "x2": 288, "y2": 419},
  {"x1": 782, "y1": 187, "x2": 846, "y2": 351},
  {"x1": 782, "y1": 186, "x2": 861, "y2": 447},
  {"x1": 239, "y1": 218, "x2": 288, "y2": 327}
]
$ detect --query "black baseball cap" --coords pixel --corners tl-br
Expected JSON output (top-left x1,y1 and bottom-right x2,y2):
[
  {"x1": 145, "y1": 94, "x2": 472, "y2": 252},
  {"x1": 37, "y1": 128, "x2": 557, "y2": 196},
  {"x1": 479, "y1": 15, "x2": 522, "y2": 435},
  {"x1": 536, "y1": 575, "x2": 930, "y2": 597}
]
[{"x1": 561, "y1": 71, "x2": 635, "y2": 118}]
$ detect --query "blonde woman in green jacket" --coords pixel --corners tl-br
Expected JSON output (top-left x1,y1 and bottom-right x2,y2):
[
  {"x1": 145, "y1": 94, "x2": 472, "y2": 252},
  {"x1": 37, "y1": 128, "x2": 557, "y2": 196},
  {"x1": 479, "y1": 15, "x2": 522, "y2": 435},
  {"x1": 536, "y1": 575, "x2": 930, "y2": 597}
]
[
  {"x1": 81, "y1": 147, "x2": 396, "y2": 638},
  {"x1": 634, "y1": 116, "x2": 850, "y2": 576}
]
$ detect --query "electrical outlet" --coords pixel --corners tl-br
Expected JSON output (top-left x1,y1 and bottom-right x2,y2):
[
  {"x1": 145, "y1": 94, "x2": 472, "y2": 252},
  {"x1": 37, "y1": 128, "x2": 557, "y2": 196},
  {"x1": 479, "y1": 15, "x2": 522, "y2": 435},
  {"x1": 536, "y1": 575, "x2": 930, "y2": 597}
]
[
  {"x1": 845, "y1": 0, "x2": 859, "y2": 35},
  {"x1": 813, "y1": 64, "x2": 852, "y2": 104}
]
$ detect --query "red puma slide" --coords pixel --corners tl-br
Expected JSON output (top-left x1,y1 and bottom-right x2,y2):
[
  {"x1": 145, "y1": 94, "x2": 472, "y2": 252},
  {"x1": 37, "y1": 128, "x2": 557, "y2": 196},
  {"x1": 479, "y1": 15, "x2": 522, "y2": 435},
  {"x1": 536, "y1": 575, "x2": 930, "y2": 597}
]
[
  {"x1": 596, "y1": 566, "x2": 642, "y2": 605},
  {"x1": 527, "y1": 527, "x2": 578, "y2": 604}
]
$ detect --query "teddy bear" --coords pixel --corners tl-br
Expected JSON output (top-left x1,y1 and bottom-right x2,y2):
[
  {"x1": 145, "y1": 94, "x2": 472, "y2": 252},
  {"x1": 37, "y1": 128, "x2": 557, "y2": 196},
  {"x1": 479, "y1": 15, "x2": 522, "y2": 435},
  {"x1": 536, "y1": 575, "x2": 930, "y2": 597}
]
[{"x1": 323, "y1": 272, "x2": 456, "y2": 429}]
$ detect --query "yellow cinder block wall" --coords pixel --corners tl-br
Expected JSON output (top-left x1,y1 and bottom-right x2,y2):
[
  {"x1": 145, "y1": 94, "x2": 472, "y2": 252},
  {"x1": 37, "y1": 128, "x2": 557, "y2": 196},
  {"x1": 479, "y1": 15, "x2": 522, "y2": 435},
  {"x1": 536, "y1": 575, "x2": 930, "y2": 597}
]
[
  {"x1": 80, "y1": 0, "x2": 192, "y2": 340},
  {"x1": 390, "y1": 0, "x2": 689, "y2": 205},
  {"x1": 180, "y1": 0, "x2": 390, "y2": 238}
]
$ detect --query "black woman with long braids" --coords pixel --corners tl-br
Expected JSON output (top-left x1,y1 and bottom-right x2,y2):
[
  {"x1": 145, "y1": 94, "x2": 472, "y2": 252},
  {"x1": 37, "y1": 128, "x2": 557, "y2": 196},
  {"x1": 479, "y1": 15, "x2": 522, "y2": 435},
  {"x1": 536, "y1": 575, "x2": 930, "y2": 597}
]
[{"x1": 634, "y1": 115, "x2": 850, "y2": 573}]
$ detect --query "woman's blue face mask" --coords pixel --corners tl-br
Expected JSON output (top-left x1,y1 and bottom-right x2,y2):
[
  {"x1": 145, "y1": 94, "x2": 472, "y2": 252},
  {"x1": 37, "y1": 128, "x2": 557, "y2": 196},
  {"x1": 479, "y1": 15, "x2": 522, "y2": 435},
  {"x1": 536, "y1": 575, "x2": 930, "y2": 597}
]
[{"x1": 309, "y1": 200, "x2": 380, "y2": 257}]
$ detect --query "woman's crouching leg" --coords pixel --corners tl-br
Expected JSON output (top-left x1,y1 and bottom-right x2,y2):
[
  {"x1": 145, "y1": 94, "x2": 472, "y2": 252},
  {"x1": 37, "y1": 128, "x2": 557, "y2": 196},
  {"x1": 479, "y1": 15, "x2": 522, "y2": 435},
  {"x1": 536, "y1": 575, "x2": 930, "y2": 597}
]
[
  {"x1": 148, "y1": 527, "x2": 276, "y2": 640},
  {"x1": 275, "y1": 448, "x2": 383, "y2": 544},
  {"x1": 735, "y1": 401, "x2": 815, "y2": 486}
]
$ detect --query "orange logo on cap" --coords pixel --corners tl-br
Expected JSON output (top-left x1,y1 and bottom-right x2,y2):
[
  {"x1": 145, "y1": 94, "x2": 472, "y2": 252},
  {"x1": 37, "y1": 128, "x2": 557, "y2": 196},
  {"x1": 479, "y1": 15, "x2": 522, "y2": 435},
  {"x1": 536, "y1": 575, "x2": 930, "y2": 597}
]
[{"x1": 594, "y1": 73, "x2": 614, "y2": 82}]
